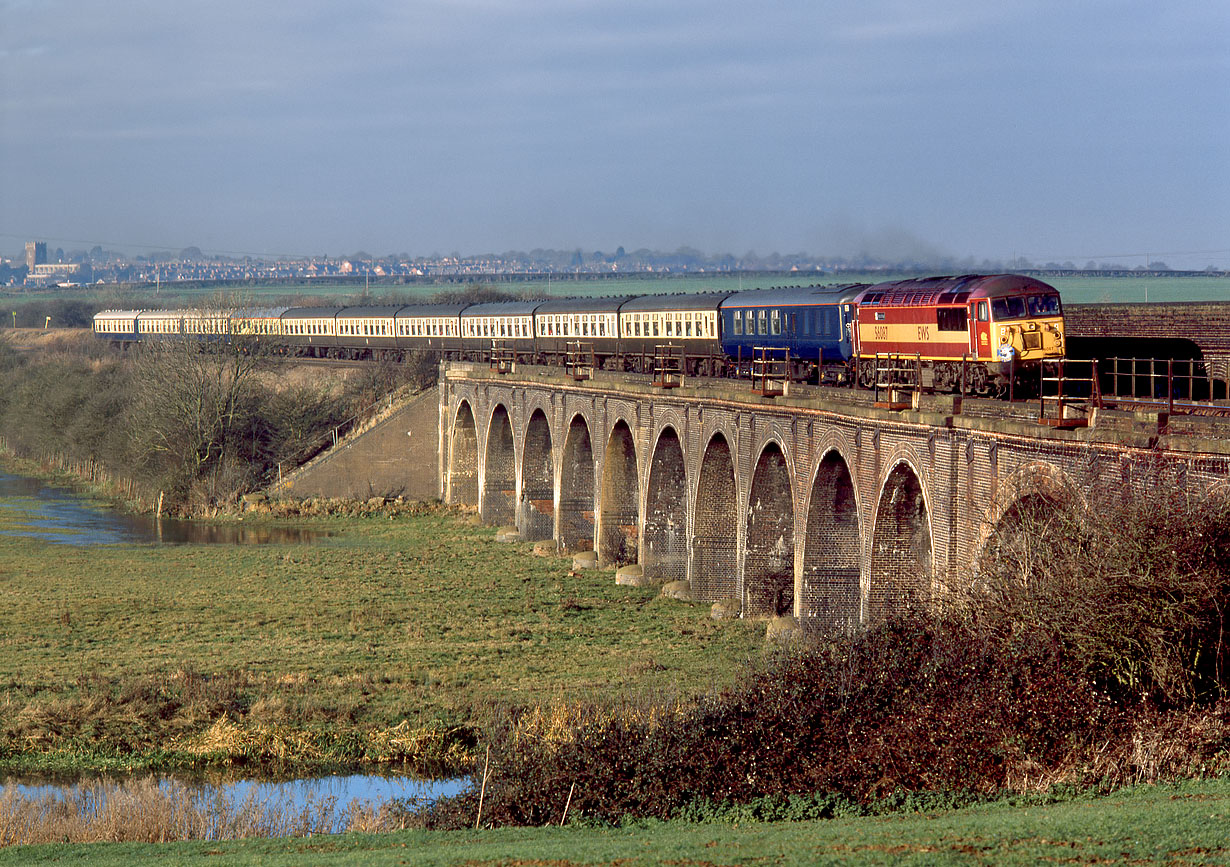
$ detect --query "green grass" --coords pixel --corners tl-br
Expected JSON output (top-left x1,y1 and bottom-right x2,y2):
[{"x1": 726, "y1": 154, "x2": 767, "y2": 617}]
[
  {"x1": 0, "y1": 502, "x2": 762, "y2": 774},
  {"x1": 6, "y1": 272, "x2": 1229, "y2": 310},
  {"x1": 4, "y1": 776, "x2": 1227, "y2": 865}
]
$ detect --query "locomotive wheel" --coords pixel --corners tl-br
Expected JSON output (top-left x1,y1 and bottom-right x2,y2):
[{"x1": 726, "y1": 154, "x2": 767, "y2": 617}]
[
  {"x1": 933, "y1": 362, "x2": 957, "y2": 392},
  {"x1": 967, "y1": 364, "x2": 989, "y2": 395},
  {"x1": 857, "y1": 359, "x2": 876, "y2": 389}
]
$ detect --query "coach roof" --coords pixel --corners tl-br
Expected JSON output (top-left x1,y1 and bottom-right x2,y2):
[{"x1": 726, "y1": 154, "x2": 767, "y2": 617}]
[{"x1": 720, "y1": 283, "x2": 866, "y2": 308}]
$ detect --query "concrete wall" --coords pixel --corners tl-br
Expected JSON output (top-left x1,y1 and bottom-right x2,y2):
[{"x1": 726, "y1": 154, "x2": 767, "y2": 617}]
[{"x1": 275, "y1": 387, "x2": 441, "y2": 501}]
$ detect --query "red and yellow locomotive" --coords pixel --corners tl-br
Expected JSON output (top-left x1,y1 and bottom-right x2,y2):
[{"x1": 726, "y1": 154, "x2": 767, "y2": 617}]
[{"x1": 852, "y1": 275, "x2": 1064, "y2": 394}]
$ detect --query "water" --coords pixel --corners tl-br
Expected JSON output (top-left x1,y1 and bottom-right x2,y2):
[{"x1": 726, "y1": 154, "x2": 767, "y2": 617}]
[
  {"x1": 0, "y1": 471, "x2": 328, "y2": 545},
  {"x1": 0, "y1": 772, "x2": 470, "y2": 835}
]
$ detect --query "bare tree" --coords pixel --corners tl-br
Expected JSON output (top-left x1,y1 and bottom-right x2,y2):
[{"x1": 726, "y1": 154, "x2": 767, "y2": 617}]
[{"x1": 126, "y1": 314, "x2": 266, "y2": 508}]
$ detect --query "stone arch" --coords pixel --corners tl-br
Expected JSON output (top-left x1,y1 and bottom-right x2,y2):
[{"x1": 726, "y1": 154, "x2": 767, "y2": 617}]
[
  {"x1": 481, "y1": 404, "x2": 516, "y2": 525},
  {"x1": 692, "y1": 431, "x2": 739, "y2": 604},
  {"x1": 518, "y1": 408, "x2": 555, "y2": 542},
  {"x1": 598, "y1": 419, "x2": 639, "y2": 567},
  {"x1": 976, "y1": 461, "x2": 1081, "y2": 585},
  {"x1": 643, "y1": 425, "x2": 688, "y2": 583},
  {"x1": 744, "y1": 439, "x2": 795, "y2": 617},
  {"x1": 801, "y1": 448, "x2": 861, "y2": 632},
  {"x1": 448, "y1": 400, "x2": 479, "y2": 506},
  {"x1": 559, "y1": 413, "x2": 596, "y2": 552},
  {"x1": 868, "y1": 460, "x2": 932, "y2": 619}
]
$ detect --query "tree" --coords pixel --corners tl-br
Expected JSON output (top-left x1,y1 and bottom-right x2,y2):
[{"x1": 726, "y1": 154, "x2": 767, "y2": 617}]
[{"x1": 127, "y1": 320, "x2": 267, "y2": 507}]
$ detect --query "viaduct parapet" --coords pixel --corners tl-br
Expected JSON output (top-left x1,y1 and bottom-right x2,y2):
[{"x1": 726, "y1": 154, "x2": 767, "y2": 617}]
[{"x1": 439, "y1": 363, "x2": 1230, "y2": 629}]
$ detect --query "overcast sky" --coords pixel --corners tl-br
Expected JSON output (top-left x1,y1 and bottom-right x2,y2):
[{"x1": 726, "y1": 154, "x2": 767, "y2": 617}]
[{"x1": 2, "y1": 0, "x2": 1227, "y2": 267}]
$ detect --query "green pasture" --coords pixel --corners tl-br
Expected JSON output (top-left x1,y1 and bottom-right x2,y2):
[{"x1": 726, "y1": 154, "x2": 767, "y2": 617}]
[
  {"x1": 0, "y1": 501, "x2": 762, "y2": 774},
  {"x1": 5, "y1": 776, "x2": 1227, "y2": 865},
  {"x1": 6, "y1": 272, "x2": 1229, "y2": 312}
]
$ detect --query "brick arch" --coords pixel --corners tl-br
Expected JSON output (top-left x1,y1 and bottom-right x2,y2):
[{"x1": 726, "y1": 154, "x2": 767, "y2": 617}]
[
  {"x1": 482, "y1": 404, "x2": 516, "y2": 525},
  {"x1": 599, "y1": 419, "x2": 639, "y2": 567},
  {"x1": 985, "y1": 461, "x2": 1083, "y2": 531},
  {"x1": 559, "y1": 412, "x2": 596, "y2": 552},
  {"x1": 691, "y1": 431, "x2": 739, "y2": 604},
  {"x1": 448, "y1": 399, "x2": 479, "y2": 506},
  {"x1": 868, "y1": 457, "x2": 933, "y2": 620},
  {"x1": 644, "y1": 424, "x2": 688, "y2": 583},
  {"x1": 518, "y1": 407, "x2": 555, "y2": 542},
  {"x1": 744, "y1": 438, "x2": 796, "y2": 617},
  {"x1": 801, "y1": 445, "x2": 862, "y2": 632},
  {"x1": 974, "y1": 461, "x2": 1084, "y2": 584}
]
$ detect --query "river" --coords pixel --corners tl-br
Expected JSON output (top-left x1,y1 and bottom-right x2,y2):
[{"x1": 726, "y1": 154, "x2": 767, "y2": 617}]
[{"x1": 0, "y1": 470, "x2": 327, "y2": 545}]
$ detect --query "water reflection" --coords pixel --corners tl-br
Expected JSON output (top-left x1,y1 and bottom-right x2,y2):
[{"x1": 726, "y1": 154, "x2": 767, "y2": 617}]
[
  {"x1": 0, "y1": 471, "x2": 328, "y2": 546},
  {"x1": 1, "y1": 772, "x2": 470, "y2": 836}
]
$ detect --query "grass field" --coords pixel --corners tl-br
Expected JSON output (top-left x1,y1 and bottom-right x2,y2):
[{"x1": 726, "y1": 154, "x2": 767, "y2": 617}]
[
  {"x1": 5, "y1": 271, "x2": 1229, "y2": 311},
  {"x1": 0, "y1": 499, "x2": 763, "y2": 775},
  {"x1": 4, "y1": 776, "x2": 1227, "y2": 865}
]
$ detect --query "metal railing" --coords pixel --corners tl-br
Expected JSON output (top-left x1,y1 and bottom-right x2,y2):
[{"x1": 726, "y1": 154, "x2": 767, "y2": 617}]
[
  {"x1": 750, "y1": 346, "x2": 790, "y2": 397},
  {"x1": 1038, "y1": 358, "x2": 1099, "y2": 426},
  {"x1": 1100, "y1": 357, "x2": 1228, "y2": 413},
  {"x1": 652, "y1": 344, "x2": 683, "y2": 388},
  {"x1": 873, "y1": 353, "x2": 921, "y2": 406},
  {"x1": 488, "y1": 340, "x2": 515, "y2": 374},
  {"x1": 1040, "y1": 357, "x2": 1230, "y2": 422},
  {"x1": 565, "y1": 341, "x2": 595, "y2": 380}
]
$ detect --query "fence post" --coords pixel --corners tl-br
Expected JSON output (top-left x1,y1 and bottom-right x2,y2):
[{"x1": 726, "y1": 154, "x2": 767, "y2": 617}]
[{"x1": 1167, "y1": 359, "x2": 1174, "y2": 415}]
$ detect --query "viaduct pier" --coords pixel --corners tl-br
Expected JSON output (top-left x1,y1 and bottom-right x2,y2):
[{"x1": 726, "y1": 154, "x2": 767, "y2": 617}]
[{"x1": 439, "y1": 363, "x2": 1230, "y2": 630}]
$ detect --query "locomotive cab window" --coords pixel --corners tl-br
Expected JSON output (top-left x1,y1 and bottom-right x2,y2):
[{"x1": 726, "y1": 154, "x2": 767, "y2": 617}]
[
  {"x1": 976, "y1": 302, "x2": 989, "y2": 322},
  {"x1": 991, "y1": 297, "x2": 1027, "y2": 320},
  {"x1": 1028, "y1": 295, "x2": 1061, "y2": 316}
]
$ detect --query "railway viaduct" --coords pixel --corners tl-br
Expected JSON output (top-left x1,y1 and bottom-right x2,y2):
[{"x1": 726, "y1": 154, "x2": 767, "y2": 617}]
[{"x1": 438, "y1": 362, "x2": 1230, "y2": 630}]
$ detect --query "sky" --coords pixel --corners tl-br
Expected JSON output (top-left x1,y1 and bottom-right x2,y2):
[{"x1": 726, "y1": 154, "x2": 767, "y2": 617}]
[{"x1": 1, "y1": 0, "x2": 1228, "y2": 268}]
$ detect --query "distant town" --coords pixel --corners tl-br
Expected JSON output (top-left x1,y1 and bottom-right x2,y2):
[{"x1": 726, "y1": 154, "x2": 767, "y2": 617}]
[{"x1": 3, "y1": 240, "x2": 1224, "y2": 290}]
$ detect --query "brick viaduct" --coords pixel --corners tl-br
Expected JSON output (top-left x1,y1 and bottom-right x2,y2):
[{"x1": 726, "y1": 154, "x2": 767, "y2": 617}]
[{"x1": 438, "y1": 363, "x2": 1230, "y2": 629}]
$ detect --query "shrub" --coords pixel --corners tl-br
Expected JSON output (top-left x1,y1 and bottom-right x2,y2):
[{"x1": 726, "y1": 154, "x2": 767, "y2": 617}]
[{"x1": 968, "y1": 470, "x2": 1230, "y2": 705}]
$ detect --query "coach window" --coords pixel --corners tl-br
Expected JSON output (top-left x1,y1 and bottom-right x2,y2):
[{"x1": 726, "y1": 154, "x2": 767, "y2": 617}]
[
  {"x1": 733, "y1": 311, "x2": 743, "y2": 335},
  {"x1": 757, "y1": 310, "x2": 766, "y2": 336},
  {"x1": 770, "y1": 310, "x2": 782, "y2": 336}
]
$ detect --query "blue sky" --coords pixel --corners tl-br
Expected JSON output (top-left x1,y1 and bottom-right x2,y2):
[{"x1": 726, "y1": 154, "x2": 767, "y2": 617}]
[{"x1": 2, "y1": 0, "x2": 1227, "y2": 267}]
